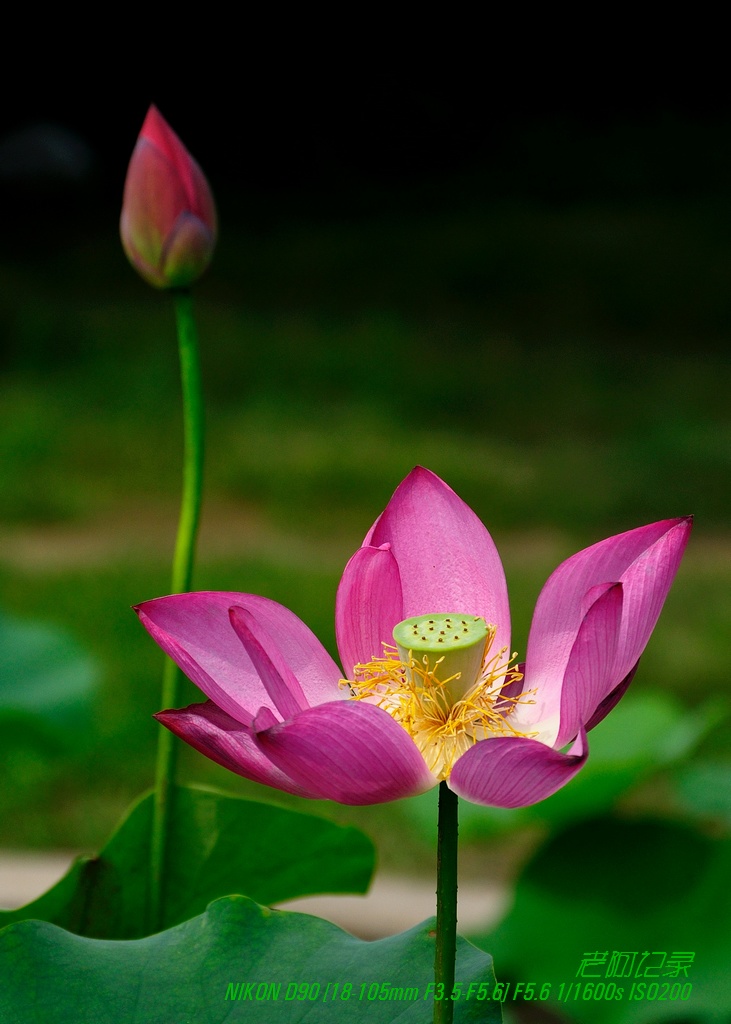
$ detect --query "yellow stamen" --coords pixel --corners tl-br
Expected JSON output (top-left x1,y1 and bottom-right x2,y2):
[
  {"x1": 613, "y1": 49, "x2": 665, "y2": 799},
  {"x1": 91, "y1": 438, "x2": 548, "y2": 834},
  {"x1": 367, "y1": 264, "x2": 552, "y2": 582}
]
[{"x1": 341, "y1": 626, "x2": 535, "y2": 781}]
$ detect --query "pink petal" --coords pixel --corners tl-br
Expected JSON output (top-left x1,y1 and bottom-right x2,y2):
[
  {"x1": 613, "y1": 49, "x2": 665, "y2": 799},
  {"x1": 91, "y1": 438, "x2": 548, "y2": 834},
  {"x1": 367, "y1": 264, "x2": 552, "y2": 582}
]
[
  {"x1": 135, "y1": 592, "x2": 343, "y2": 726},
  {"x1": 335, "y1": 544, "x2": 403, "y2": 673},
  {"x1": 162, "y1": 212, "x2": 216, "y2": 288},
  {"x1": 525, "y1": 518, "x2": 691, "y2": 700},
  {"x1": 517, "y1": 582, "x2": 623, "y2": 744},
  {"x1": 253, "y1": 705, "x2": 279, "y2": 731},
  {"x1": 139, "y1": 106, "x2": 216, "y2": 226},
  {"x1": 228, "y1": 606, "x2": 309, "y2": 720},
  {"x1": 448, "y1": 730, "x2": 588, "y2": 808},
  {"x1": 612, "y1": 522, "x2": 692, "y2": 682},
  {"x1": 155, "y1": 701, "x2": 314, "y2": 797},
  {"x1": 555, "y1": 583, "x2": 623, "y2": 747},
  {"x1": 139, "y1": 105, "x2": 182, "y2": 161},
  {"x1": 254, "y1": 701, "x2": 437, "y2": 805},
  {"x1": 584, "y1": 661, "x2": 639, "y2": 732},
  {"x1": 121, "y1": 138, "x2": 187, "y2": 281},
  {"x1": 367, "y1": 468, "x2": 511, "y2": 654}
]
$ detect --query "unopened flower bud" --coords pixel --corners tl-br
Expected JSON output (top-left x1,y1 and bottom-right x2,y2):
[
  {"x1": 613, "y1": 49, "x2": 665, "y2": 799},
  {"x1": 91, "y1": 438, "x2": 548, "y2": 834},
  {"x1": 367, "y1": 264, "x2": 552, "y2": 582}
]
[{"x1": 120, "y1": 106, "x2": 217, "y2": 289}]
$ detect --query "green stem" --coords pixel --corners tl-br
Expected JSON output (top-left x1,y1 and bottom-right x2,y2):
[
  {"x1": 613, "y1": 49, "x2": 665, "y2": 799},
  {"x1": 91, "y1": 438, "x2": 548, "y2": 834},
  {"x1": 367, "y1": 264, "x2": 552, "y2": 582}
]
[
  {"x1": 434, "y1": 781, "x2": 459, "y2": 1024},
  {"x1": 149, "y1": 288, "x2": 205, "y2": 932}
]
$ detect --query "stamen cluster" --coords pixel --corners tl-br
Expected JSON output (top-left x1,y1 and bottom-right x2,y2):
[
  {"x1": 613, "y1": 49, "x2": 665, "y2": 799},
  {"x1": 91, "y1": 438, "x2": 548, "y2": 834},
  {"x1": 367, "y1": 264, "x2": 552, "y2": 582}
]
[{"x1": 343, "y1": 632, "x2": 530, "y2": 780}]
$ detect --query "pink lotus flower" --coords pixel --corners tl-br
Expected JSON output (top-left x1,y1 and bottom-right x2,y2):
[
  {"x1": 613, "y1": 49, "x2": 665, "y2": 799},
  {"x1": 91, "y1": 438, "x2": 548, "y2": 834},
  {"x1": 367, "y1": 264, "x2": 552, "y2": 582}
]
[
  {"x1": 136, "y1": 468, "x2": 691, "y2": 807},
  {"x1": 120, "y1": 106, "x2": 216, "y2": 289}
]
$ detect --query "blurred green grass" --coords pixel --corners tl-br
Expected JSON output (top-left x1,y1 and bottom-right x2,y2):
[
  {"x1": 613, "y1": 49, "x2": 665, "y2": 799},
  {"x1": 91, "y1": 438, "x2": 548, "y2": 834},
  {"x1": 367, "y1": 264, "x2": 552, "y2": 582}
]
[
  {"x1": 3, "y1": 187, "x2": 730, "y2": 533},
  {"x1": 1, "y1": 161, "x2": 730, "y2": 859}
]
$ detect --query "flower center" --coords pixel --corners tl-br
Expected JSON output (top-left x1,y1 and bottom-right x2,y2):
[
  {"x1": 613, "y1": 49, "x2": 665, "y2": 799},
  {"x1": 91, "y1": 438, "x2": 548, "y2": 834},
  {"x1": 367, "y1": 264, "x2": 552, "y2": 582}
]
[
  {"x1": 393, "y1": 614, "x2": 491, "y2": 704},
  {"x1": 343, "y1": 613, "x2": 530, "y2": 780}
]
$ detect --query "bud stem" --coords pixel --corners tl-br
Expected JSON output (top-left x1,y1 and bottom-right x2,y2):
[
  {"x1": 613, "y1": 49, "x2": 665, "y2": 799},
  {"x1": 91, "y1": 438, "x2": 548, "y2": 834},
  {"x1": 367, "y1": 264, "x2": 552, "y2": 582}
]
[
  {"x1": 434, "y1": 781, "x2": 459, "y2": 1023},
  {"x1": 149, "y1": 287, "x2": 205, "y2": 932}
]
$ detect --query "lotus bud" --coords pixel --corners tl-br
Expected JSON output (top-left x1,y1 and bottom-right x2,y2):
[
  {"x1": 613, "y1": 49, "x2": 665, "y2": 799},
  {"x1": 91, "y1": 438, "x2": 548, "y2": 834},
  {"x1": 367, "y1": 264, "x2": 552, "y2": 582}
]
[{"x1": 120, "y1": 106, "x2": 217, "y2": 289}]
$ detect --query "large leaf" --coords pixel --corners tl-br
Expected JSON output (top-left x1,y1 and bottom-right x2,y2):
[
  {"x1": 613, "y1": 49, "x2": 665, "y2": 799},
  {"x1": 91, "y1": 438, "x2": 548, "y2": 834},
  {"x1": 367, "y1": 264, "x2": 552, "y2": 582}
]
[
  {"x1": 0, "y1": 784, "x2": 374, "y2": 938},
  {"x1": 474, "y1": 815, "x2": 731, "y2": 1023},
  {"x1": 0, "y1": 896, "x2": 501, "y2": 1023}
]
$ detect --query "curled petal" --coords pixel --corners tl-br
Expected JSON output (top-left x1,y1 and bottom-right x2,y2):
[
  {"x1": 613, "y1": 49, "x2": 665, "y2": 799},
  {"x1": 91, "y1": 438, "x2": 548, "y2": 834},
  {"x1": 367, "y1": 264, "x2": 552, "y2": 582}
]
[
  {"x1": 253, "y1": 705, "x2": 279, "y2": 731},
  {"x1": 161, "y1": 212, "x2": 216, "y2": 288},
  {"x1": 155, "y1": 701, "x2": 314, "y2": 797},
  {"x1": 448, "y1": 730, "x2": 588, "y2": 808},
  {"x1": 525, "y1": 518, "x2": 692, "y2": 699},
  {"x1": 254, "y1": 701, "x2": 437, "y2": 805},
  {"x1": 502, "y1": 583, "x2": 623, "y2": 745},
  {"x1": 335, "y1": 544, "x2": 403, "y2": 673},
  {"x1": 136, "y1": 592, "x2": 343, "y2": 726},
  {"x1": 368, "y1": 467, "x2": 511, "y2": 654},
  {"x1": 612, "y1": 522, "x2": 692, "y2": 682},
  {"x1": 584, "y1": 661, "x2": 639, "y2": 732},
  {"x1": 516, "y1": 582, "x2": 623, "y2": 745},
  {"x1": 554, "y1": 582, "x2": 623, "y2": 747},
  {"x1": 228, "y1": 606, "x2": 308, "y2": 720}
]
